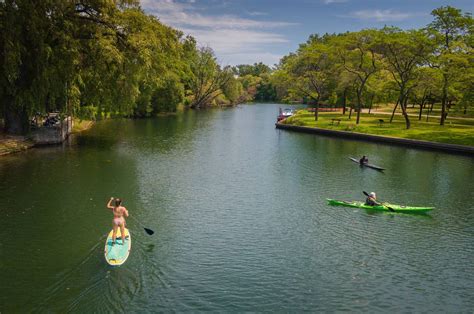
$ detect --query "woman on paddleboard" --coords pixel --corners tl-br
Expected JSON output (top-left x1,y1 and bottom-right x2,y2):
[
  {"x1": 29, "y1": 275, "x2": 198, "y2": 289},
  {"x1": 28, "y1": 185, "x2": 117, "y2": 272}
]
[{"x1": 106, "y1": 197, "x2": 129, "y2": 245}]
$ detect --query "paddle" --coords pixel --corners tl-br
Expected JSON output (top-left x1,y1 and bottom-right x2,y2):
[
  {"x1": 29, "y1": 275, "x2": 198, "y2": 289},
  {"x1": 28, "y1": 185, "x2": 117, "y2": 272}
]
[
  {"x1": 128, "y1": 215, "x2": 155, "y2": 235},
  {"x1": 363, "y1": 191, "x2": 395, "y2": 212}
]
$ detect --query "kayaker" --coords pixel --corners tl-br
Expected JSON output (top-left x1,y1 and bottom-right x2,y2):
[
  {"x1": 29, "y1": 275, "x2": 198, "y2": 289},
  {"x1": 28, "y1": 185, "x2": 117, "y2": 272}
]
[
  {"x1": 106, "y1": 197, "x2": 129, "y2": 245},
  {"x1": 359, "y1": 156, "x2": 368, "y2": 165},
  {"x1": 365, "y1": 192, "x2": 381, "y2": 206}
]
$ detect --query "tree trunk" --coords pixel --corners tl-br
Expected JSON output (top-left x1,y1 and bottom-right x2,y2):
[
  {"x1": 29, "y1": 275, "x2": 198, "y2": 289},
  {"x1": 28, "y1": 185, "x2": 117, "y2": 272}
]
[
  {"x1": 401, "y1": 96, "x2": 411, "y2": 129},
  {"x1": 440, "y1": 75, "x2": 448, "y2": 126},
  {"x1": 4, "y1": 105, "x2": 29, "y2": 135},
  {"x1": 418, "y1": 102, "x2": 424, "y2": 121},
  {"x1": 342, "y1": 88, "x2": 347, "y2": 115},
  {"x1": 348, "y1": 106, "x2": 353, "y2": 119},
  {"x1": 368, "y1": 93, "x2": 375, "y2": 114},
  {"x1": 426, "y1": 101, "x2": 435, "y2": 122},
  {"x1": 418, "y1": 92, "x2": 427, "y2": 120},
  {"x1": 390, "y1": 100, "x2": 399, "y2": 123},
  {"x1": 314, "y1": 97, "x2": 320, "y2": 121},
  {"x1": 356, "y1": 90, "x2": 362, "y2": 125}
]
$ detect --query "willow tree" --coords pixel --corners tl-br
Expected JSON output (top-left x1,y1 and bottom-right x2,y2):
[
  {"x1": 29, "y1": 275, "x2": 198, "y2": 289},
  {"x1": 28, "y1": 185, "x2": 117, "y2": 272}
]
[
  {"x1": 0, "y1": 0, "x2": 139, "y2": 134},
  {"x1": 187, "y1": 47, "x2": 232, "y2": 109}
]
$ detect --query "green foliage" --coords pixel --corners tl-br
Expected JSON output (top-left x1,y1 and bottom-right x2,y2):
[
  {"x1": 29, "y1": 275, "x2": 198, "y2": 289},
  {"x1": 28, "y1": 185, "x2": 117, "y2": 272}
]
[
  {"x1": 0, "y1": 0, "x2": 246, "y2": 134},
  {"x1": 275, "y1": 5, "x2": 472, "y2": 127}
]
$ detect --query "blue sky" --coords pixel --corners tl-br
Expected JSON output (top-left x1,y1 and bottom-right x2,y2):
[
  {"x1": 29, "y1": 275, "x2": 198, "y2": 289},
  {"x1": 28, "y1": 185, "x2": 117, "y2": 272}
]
[{"x1": 141, "y1": 0, "x2": 473, "y2": 66}]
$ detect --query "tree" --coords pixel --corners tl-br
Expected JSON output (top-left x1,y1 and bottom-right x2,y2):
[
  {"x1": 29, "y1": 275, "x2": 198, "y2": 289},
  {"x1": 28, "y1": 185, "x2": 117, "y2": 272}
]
[
  {"x1": 376, "y1": 28, "x2": 434, "y2": 129},
  {"x1": 187, "y1": 47, "x2": 232, "y2": 109},
  {"x1": 333, "y1": 30, "x2": 380, "y2": 124},
  {"x1": 285, "y1": 42, "x2": 336, "y2": 120},
  {"x1": 0, "y1": 0, "x2": 141, "y2": 134},
  {"x1": 428, "y1": 6, "x2": 473, "y2": 125}
]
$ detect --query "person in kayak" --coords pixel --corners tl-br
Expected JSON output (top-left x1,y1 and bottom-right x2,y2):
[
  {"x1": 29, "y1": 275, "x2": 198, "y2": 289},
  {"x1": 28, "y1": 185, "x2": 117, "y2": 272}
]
[
  {"x1": 107, "y1": 197, "x2": 129, "y2": 245},
  {"x1": 359, "y1": 156, "x2": 368, "y2": 165},
  {"x1": 365, "y1": 192, "x2": 381, "y2": 206}
]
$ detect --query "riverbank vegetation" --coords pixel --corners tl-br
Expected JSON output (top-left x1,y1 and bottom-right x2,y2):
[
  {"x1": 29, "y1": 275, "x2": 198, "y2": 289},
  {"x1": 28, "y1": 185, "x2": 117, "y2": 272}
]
[
  {"x1": 1, "y1": 1, "x2": 472, "y2": 143},
  {"x1": 271, "y1": 6, "x2": 473, "y2": 131},
  {"x1": 0, "y1": 0, "x2": 247, "y2": 135}
]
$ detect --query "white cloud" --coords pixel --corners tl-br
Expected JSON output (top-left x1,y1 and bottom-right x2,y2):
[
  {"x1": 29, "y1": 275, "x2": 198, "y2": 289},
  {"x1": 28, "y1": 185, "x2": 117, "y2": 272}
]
[
  {"x1": 247, "y1": 11, "x2": 268, "y2": 16},
  {"x1": 349, "y1": 9, "x2": 415, "y2": 22},
  {"x1": 140, "y1": 0, "x2": 295, "y2": 65},
  {"x1": 181, "y1": 28, "x2": 288, "y2": 53},
  {"x1": 219, "y1": 52, "x2": 283, "y2": 67},
  {"x1": 161, "y1": 13, "x2": 296, "y2": 29}
]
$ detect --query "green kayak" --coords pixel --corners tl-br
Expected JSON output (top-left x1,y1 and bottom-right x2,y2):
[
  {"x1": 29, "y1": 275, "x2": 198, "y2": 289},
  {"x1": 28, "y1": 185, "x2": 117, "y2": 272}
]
[{"x1": 327, "y1": 199, "x2": 434, "y2": 213}]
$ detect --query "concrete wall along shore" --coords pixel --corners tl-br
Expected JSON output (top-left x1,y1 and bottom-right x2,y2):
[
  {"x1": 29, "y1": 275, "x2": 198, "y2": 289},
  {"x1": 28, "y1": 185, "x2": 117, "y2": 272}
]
[
  {"x1": 30, "y1": 117, "x2": 73, "y2": 145},
  {"x1": 275, "y1": 123, "x2": 474, "y2": 156}
]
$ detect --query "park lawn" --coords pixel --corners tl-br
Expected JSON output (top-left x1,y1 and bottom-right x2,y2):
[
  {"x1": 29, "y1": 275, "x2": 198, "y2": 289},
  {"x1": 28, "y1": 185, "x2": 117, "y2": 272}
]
[
  {"x1": 374, "y1": 104, "x2": 474, "y2": 119},
  {"x1": 282, "y1": 110, "x2": 474, "y2": 146}
]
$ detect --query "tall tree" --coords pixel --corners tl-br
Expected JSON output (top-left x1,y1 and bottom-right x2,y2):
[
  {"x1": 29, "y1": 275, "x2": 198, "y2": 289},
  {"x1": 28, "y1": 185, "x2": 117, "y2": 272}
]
[
  {"x1": 333, "y1": 30, "x2": 379, "y2": 124},
  {"x1": 285, "y1": 42, "x2": 336, "y2": 120},
  {"x1": 428, "y1": 6, "x2": 473, "y2": 125},
  {"x1": 376, "y1": 28, "x2": 433, "y2": 129},
  {"x1": 187, "y1": 47, "x2": 232, "y2": 109}
]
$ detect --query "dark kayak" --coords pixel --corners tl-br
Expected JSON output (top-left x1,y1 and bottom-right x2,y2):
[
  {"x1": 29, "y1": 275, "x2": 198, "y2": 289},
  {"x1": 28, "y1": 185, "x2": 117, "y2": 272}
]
[
  {"x1": 349, "y1": 157, "x2": 385, "y2": 171},
  {"x1": 327, "y1": 199, "x2": 434, "y2": 213}
]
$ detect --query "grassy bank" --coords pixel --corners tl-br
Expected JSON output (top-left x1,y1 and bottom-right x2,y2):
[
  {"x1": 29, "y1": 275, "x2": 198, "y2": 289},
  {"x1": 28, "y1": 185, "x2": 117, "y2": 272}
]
[
  {"x1": 72, "y1": 119, "x2": 95, "y2": 133},
  {"x1": 0, "y1": 135, "x2": 35, "y2": 156},
  {"x1": 283, "y1": 110, "x2": 474, "y2": 146}
]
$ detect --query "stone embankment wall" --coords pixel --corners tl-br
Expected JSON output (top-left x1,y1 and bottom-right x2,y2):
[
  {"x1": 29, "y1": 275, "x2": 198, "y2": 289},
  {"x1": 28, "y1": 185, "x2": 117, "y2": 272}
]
[
  {"x1": 275, "y1": 123, "x2": 474, "y2": 156},
  {"x1": 30, "y1": 117, "x2": 73, "y2": 145}
]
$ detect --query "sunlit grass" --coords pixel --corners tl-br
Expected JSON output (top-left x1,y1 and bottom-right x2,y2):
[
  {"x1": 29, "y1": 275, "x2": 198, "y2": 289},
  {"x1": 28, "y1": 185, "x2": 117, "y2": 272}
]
[{"x1": 282, "y1": 110, "x2": 474, "y2": 146}]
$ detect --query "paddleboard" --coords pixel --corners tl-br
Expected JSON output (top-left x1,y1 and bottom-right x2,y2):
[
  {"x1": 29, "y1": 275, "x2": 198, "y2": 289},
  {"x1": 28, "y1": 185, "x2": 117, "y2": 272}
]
[{"x1": 104, "y1": 228, "x2": 131, "y2": 266}]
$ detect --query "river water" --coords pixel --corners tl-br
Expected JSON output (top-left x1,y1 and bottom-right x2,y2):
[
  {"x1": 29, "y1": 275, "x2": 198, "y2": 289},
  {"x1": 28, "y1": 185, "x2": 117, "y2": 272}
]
[{"x1": 1, "y1": 104, "x2": 473, "y2": 312}]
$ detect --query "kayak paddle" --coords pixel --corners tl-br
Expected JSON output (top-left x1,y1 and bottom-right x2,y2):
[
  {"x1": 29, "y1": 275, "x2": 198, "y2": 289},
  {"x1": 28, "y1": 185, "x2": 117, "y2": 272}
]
[
  {"x1": 363, "y1": 191, "x2": 395, "y2": 212},
  {"x1": 129, "y1": 215, "x2": 155, "y2": 235}
]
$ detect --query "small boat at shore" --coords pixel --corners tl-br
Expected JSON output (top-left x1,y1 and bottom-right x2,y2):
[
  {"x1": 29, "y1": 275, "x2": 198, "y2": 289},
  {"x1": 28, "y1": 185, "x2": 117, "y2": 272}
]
[
  {"x1": 277, "y1": 108, "x2": 295, "y2": 122},
  {"x1": 349, "y1": 157, "x2": 385, "y2": 171}
]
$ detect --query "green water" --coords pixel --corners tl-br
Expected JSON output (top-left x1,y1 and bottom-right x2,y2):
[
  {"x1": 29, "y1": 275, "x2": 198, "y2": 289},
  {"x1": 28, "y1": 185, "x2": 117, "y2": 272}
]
[{"x1": 1, "y1": 104, "x2": 473, "y2": 312}]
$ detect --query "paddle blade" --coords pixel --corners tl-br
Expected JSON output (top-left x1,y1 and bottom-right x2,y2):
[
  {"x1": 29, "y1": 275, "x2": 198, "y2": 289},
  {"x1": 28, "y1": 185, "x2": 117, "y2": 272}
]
[{"x1": 144, "y1": 228, "x2": 154, "y2": 235}]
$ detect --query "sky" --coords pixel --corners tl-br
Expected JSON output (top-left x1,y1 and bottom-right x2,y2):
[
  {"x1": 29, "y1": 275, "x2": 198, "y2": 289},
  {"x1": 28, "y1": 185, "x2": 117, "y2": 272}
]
[{"x1": 141, "y1": 0, "x2": 473, "y2": 66}]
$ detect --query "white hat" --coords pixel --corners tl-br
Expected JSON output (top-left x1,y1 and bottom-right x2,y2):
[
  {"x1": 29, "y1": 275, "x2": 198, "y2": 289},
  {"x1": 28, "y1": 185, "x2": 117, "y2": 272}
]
[{"x1": 369, "y1": 192, "x2": 376, "y2": 198}]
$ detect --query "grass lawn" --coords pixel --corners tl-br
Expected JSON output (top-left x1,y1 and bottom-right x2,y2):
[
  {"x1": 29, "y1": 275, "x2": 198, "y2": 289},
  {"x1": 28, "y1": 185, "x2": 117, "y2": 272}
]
[
  {"x1": 373, "y1": 104, "x2": 474, "y2": 119},
  {"x1": 72, "y1": 119, "x2": 95, "y2": 133},
  {"x1": 282, "y1": 110, "x2": 474, "y2": 147}
]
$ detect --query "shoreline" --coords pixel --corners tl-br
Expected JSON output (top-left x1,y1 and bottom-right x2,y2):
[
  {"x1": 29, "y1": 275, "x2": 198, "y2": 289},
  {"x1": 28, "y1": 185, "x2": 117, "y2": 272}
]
[
  {"x1": 275, "y1": 123, "x2": 474, "y2": 156},
  {"x1": 0, "y1": 119, "x2": 95, "y2": 157}
]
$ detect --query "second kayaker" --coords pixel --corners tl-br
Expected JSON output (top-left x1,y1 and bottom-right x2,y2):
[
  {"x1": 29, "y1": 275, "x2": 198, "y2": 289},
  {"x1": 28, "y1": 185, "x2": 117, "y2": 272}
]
[
  {"x1": 365, "y1": 192, "x2": 381, "y2": 206},
  {"x1": 359, "y1": 156, "x2": 368, "y2": 165}
]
